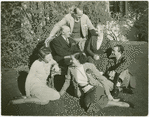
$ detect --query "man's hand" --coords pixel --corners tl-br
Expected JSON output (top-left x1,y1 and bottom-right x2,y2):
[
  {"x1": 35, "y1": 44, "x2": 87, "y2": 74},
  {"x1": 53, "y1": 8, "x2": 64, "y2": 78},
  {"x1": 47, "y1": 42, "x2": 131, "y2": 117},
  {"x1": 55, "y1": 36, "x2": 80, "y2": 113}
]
[
  {"x1": 109, "y1": 70, "x2": 116, "y2": 80},
  {"x1": 93, "y1": 54, "x2": 100, "y2": 60}
]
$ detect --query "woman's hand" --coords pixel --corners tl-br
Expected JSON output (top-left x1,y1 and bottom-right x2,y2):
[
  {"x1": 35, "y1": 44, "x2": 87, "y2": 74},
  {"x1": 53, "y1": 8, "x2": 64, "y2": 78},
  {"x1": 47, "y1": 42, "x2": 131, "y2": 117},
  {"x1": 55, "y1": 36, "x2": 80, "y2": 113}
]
[
  {"x1": 93, "y1": 54, "x2": 100, "y2": 60},
  {"x1": 52, "y1": 64, "x2": 60, "y2": 72}
]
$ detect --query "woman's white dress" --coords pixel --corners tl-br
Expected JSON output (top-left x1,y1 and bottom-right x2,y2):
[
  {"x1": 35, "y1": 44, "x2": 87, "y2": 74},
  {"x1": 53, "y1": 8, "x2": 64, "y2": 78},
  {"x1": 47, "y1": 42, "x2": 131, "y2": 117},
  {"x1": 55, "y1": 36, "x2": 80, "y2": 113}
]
[{"x1": 25, "y1": 60, "x2": 60, "y2": 101}]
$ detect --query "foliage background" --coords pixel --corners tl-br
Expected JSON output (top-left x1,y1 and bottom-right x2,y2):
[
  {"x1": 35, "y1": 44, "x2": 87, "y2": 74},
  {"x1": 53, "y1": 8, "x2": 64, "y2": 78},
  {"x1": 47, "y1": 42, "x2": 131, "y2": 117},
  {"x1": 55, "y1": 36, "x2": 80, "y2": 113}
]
[{"x1": 1, "y1": 1, "x2": 148, "y2": 69}]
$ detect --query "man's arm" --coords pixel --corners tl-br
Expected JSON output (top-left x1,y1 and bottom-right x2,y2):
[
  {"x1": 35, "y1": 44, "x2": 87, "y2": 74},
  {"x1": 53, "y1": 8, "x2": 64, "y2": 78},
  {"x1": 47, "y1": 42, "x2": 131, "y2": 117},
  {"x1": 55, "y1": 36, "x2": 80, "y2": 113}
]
[
  {"x1": 45, "y1": 15, "x2": 68, "y2": 47},
  {"x1": 86, "y1": 38, "x2": 95, "y2": 57},
  {"x1": 86, "y1": 15, "x2": 95, "y2": 30},
  {"x1": 114, "y1": 57, "x2": 130, "y2": 74}
]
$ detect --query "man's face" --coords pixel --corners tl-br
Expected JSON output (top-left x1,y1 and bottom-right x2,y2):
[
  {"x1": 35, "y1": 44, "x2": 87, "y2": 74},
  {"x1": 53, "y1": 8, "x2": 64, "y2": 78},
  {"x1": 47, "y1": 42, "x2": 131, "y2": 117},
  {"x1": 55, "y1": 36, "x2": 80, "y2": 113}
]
[
  {"x1": 112, "y1": 47, "x2": 120, "y2": 57},
  {"x1": 63, "y1": 27, "x2": 71, "y2": 38},
  {"x1": 74, "y1": 8, "x2": 83, "y2": 20},
  {"x1": 96, "y1": 25, "x2": 104, "y2": 36}
]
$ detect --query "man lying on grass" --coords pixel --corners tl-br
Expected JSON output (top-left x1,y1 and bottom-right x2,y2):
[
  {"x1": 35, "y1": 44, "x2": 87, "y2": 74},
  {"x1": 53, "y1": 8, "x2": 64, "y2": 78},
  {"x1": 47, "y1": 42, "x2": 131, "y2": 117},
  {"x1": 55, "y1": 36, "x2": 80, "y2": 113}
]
[{"x1": 60, "y1": 53, "x2": 131, "y2": 113}]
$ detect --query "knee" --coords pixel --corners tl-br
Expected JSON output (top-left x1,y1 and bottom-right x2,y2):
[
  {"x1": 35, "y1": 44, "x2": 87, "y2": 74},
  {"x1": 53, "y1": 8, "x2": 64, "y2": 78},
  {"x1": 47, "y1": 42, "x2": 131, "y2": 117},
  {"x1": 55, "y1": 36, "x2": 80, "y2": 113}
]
[
  {"x1": 97, "y1": 86, "x2": 105, "y2": 93},
  {"x1": 40, "y1": 100, "x2": 49, "y2": 105},
  {"x1": 55, "y1": 92, "x2": 60, "y2": 100},
  {"x1": 51, "y1": 92, "x2": 60, "y2": 100}
]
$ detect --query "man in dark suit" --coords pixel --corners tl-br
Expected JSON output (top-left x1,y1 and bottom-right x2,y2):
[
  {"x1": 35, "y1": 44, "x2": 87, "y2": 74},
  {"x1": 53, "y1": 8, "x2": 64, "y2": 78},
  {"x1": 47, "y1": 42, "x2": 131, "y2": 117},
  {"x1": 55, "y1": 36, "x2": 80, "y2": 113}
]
[
  {"x1": 50, "y1": 26, "x2": 81, "y2": 70},
  {"x1": 104, "y1": 45, "x2": 136, "y2": 97}
]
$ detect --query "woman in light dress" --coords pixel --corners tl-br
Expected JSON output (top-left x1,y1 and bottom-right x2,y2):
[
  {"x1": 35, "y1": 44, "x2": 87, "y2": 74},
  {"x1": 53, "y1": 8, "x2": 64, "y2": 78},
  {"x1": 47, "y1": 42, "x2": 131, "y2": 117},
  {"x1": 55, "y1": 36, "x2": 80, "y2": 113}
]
[{"x1": 11, "y1": 46, "x2": 60, "y2": 105}]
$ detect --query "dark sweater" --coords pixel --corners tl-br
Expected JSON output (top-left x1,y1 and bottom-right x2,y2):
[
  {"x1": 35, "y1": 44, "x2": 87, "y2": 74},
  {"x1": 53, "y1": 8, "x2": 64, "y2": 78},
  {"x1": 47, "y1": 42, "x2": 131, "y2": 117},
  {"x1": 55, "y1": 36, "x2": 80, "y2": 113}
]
[{"x1": 86, "y1": 34, "x2": 111, "y2": 57}]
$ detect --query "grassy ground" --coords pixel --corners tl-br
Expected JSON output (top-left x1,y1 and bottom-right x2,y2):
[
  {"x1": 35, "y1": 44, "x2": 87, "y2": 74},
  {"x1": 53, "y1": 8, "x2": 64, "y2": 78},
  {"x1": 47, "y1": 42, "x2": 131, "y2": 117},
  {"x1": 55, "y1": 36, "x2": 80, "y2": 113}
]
[{"x1": 1, "y1": 41, "x2": 148, "y2": 116}]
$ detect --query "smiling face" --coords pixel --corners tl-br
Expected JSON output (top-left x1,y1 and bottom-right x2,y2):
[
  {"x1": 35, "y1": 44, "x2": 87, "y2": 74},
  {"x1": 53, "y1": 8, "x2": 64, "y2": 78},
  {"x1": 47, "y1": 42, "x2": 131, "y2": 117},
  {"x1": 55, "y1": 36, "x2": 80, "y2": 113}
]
[
  {"x1": 73, "y1": 8, "x2": 83, "y2": 21},
  {"x1": 62, "y1": 26, "x2": 71, "y2": 38},
  {"x1": 112, "y1": 46, "x2": 120, "y2": 57}
]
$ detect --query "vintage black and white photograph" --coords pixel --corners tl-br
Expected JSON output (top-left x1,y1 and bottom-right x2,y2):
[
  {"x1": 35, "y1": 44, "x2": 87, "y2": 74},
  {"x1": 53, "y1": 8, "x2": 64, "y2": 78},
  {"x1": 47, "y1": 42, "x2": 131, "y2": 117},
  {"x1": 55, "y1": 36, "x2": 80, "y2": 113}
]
[{"x1": 1, "y1": 1, "x2": 148, "y2": 116}]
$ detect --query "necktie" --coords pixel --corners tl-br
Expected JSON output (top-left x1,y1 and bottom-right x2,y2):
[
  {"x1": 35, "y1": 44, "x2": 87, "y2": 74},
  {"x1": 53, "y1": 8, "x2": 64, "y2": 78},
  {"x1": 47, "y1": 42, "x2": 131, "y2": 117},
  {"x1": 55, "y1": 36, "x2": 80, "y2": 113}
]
[{"x1": 66, "y1": 38, "x2": 69, "y2": 44}]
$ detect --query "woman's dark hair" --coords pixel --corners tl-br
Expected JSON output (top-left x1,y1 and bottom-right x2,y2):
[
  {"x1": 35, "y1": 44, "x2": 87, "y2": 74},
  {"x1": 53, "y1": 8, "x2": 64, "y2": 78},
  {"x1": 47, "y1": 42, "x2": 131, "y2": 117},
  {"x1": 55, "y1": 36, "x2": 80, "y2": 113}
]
[
  {"x1": 38, "y1": 46, "x2": 52, "y2": 61},
  {"x1": 74, "y1": 52, "x2": 88, "y2": 64}
]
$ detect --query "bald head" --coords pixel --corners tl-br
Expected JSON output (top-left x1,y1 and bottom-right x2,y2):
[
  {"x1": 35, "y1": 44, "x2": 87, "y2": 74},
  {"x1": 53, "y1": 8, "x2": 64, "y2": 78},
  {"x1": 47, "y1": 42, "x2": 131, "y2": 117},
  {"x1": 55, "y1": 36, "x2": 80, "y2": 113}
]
[
  {"x1": 61, "y1": 26, "x2": 71, "y2": 38},
  {"x1": 62, "y1": 26, "x2": 70, "y2": 32}
]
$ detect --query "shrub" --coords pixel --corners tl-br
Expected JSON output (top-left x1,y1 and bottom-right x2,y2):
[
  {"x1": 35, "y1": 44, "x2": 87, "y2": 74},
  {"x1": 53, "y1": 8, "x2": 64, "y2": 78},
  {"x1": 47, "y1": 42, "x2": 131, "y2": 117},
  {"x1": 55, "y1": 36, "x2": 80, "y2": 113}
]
[
  {"x1": 2, "y1": 1, "x2": 147, "y2": 69},
  {"x1": 2, "y1": 1, "x2": 111, "y2": 68},
  {"x1": 128, "y1": 1, "x2": 148, "y2": 41}
]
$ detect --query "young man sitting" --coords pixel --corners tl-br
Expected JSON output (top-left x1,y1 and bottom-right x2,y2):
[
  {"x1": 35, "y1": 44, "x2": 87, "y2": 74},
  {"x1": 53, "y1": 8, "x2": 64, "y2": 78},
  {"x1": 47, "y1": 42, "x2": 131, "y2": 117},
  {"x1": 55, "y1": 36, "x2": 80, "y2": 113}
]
[{"x1": 104, "y1": 45, "x2": 136, "y2": 97}]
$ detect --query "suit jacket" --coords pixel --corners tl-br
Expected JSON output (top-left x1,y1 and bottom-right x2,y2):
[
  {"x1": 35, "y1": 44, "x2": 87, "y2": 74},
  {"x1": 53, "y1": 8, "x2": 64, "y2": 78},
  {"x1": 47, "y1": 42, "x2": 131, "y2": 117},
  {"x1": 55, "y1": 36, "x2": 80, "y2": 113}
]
[
  {"x1": 105, "y1": 55, "x2": 136, "y2": 88},
  {"x1": 49, "y1": 14, "x2": 95, "y2": 39},
  {"x1": 105, "y1": 55, "x2": 130, "y2": 74},
  {"x1": 51, "y1": 35, "x2": 81, "y2": 65},
  {"x1": 86, "y1": 34, "x2": 111, "y2": 57}
]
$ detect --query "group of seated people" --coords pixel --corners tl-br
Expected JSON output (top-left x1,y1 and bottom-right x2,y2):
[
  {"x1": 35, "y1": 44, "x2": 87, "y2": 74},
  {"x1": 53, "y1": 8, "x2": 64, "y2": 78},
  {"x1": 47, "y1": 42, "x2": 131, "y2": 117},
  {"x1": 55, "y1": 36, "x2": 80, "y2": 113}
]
[{"x1": 10, "y1": 5, "x2": 136, "y2": 113}]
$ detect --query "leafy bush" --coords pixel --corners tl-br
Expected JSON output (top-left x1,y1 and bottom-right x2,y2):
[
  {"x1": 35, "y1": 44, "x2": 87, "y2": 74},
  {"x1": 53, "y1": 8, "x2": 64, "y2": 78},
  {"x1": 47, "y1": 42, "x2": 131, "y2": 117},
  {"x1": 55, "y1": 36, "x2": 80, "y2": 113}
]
[
  {"x1": 105, "y1": 13, "x2": 136, "y2": 41},
  {"x1": 2, "y1": 1, "x2": 111, "y2": 68},
  {"x1": 128, "y1": 1, "x2": 148, "y2": 41},
  {"x1": 2, "y1": 1, "x2": 147, "y2": 69}
]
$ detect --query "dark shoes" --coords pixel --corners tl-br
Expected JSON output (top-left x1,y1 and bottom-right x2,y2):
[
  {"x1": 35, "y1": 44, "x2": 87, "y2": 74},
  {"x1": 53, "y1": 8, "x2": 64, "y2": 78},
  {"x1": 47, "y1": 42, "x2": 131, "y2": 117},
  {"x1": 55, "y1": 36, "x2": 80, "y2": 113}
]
[
  {"x1": 111, "y1": 87, "x2": 119, "y2": 98},
  {"x1": 122, "y1": 87, "x2": 134, "y2": 94},
  {"x1": 112, "y1": 86, "x2": 134, "y2": 98}
]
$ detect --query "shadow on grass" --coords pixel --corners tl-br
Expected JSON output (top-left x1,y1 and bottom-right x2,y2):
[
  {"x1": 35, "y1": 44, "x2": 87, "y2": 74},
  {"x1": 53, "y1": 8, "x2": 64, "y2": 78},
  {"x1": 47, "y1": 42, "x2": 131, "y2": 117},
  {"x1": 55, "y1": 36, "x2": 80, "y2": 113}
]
[
  {"x1": 17, "y1": 70, "x2": 78, "y2": 97},
  {"x1": 17, "y1": 71, "x2": 28, "y2": 96},
  {"x1": 54, "y1": 75, "x2": 79, "y2": 98}
]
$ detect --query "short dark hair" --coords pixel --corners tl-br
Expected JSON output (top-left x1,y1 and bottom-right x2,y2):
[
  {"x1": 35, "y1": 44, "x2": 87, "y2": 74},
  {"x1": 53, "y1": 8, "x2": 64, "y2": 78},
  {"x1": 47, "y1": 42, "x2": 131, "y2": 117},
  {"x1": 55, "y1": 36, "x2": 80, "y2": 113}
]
[
  {"x1": 38, "y1": 46, "x2": 52, "y2": 60},
  {"x1": 73, "y1": 5, "x2": 84, "y2": 14},
  {"x1": 114, "y1": 44, "x2": 124, "y2": 54},
  {"x1": 74, "y1": 52, "x2": 88, "y2": 64}
]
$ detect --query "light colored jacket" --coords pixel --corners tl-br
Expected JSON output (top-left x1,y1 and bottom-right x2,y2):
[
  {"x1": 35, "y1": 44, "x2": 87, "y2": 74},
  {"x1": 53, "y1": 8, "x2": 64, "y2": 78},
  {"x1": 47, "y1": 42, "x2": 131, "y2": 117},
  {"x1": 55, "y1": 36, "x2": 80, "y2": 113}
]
[{"x1": 49, "y1": 13, "x2": 95, "y2": 39}]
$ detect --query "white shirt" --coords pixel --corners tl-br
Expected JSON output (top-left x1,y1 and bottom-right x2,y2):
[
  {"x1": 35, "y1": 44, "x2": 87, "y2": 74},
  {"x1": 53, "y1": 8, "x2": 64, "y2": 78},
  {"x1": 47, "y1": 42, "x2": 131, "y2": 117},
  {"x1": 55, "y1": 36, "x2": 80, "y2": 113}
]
[
  {"x1": 96, "y1": 36, "x2": 103, "y2": 50},
  {"x1": 72, "y1": 65, "x2": 93, "y2": 93},
  {"x1": 62, "y1": 35, "x2": 69, "y2": 44}
]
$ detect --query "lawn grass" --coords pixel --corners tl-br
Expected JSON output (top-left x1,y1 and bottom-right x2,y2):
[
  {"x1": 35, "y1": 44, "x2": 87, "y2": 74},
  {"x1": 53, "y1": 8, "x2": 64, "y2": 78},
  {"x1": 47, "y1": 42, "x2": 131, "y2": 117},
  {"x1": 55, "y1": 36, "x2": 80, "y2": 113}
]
[{"x1": 1, "y1": 41, "x2": 148, "y2": 116}]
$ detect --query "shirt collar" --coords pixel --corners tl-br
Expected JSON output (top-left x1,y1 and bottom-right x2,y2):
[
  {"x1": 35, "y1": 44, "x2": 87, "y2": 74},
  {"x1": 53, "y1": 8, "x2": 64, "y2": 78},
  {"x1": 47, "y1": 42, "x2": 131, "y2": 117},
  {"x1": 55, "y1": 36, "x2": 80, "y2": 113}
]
[{"x1": 62, "y1": 35, "x2": 67, "y2": 41}]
